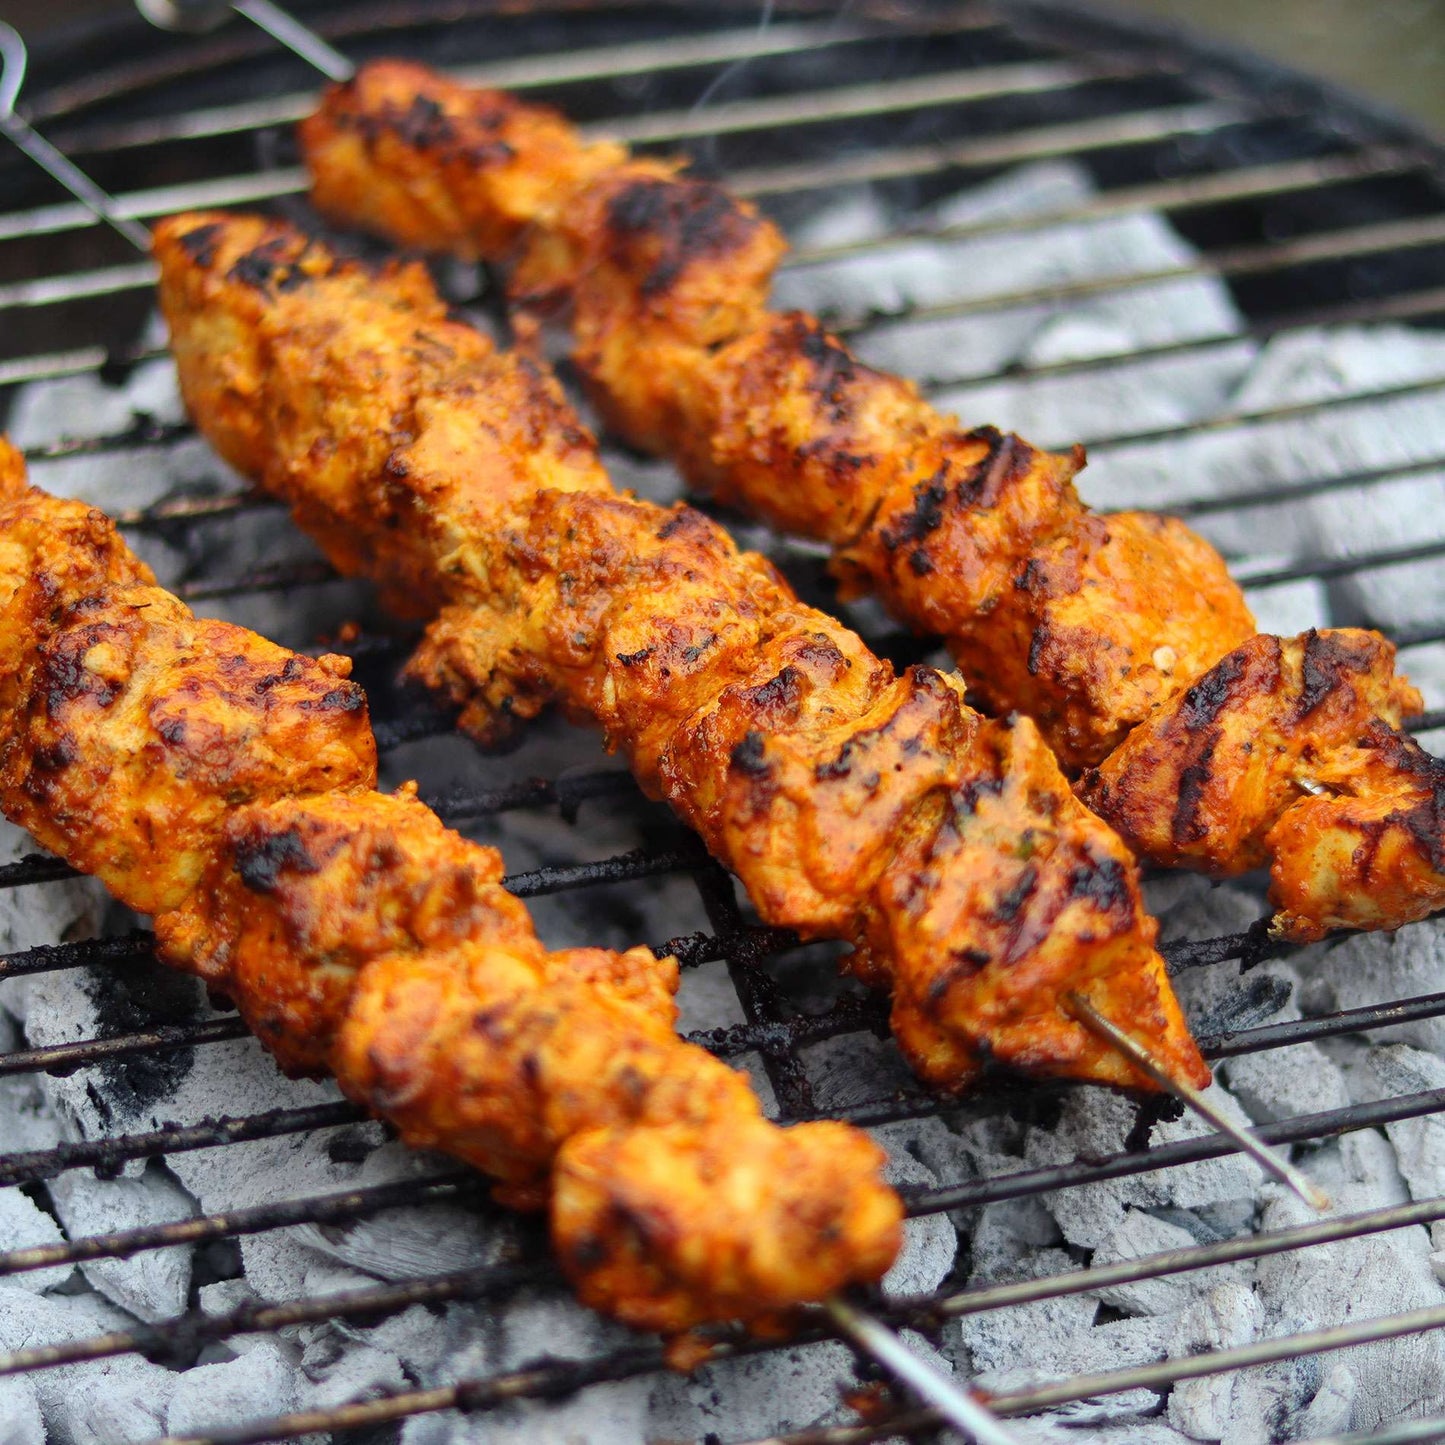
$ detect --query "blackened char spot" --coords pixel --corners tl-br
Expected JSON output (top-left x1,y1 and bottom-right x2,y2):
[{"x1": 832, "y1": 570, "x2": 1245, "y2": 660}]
[
  {"x1": 1179, "y1": 650, "x2": 1248, "y2": 730},
  {"x1": 235, "y1": 827, "x2": 322, "y2": 894},
  {"x1": 794, "y1": 319, "x2": 860, "y2": 420},
  {"x1": 394, "y1": 95, "x2": 456, "y2": 150},
  {"x1": 927, "y1": 948, "x2": 992, "y2": 1005},
  {"x1": 177, "y1": 222, "x2": 223, "y2": 269},
  {"x1": 1027, "y1": 626, "x2": 1050, "y2": 677},
  {"x1": 1172, "y1": 730, "x2": 1221, "y2": 847},
  {"x1": 954, "y1": 427, "x2": 1014, "y2": 509},
  {"x1": 815, "y1": 738, "x2": 854, "y2": 782},
  {"x1": 909, "y1": 548, "x2": 934, "y2": 577},
  {"x1": 747, "y1": 665, "x2": 803, "y2": 714},
  {"x1": 298, "y1": 686, "x2": 366, "y2": 714},
  {"x1": 1296, "y1": 629, "x2": 1345, "y2": 720},
  {"x1": 729, "y1": 730, "x2": 770, "y2": 778},
  {"x1": 681, "y1": 634, "x2": 716, "y2": 664},
  {"x1": 31, "y1": 739, "x2": 78, "y2": 773},
  {"x1": 993, "y1": 864, "x2": 1039, "y2": 924},
  {"x1": 615, "y1": 647, "x2": 653, "y2": 667},
  {"x1": 606, "y1": 177, "x2": 757, "y2": 299},
  {"x1": 227, "y1": 240, "x2": 293, "y2": 291},
  {"x1": 1067, "y1": 855, "x2": 1131, "y2": 913},
  {"x1": 881, "y1": 468, "x2": 948, "y2": 553}
]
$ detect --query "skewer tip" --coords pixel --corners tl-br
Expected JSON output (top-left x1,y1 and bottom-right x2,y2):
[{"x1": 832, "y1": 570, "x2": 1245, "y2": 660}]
[{"x1": 1063, "y1": 990, "x2": 1331, "y2": 1214}]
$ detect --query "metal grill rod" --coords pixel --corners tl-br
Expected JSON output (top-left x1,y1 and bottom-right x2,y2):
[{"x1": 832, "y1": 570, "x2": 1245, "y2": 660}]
[
  {"x1": 5, "y1": 971, "x2": 1442, "y2": 1120},
  {"x1": 0, "y1": 100, "x2": 1248, "y2": 301},
  {"x1": 10, "y1": 1185, "x2": 1445, "y2": 1399}
]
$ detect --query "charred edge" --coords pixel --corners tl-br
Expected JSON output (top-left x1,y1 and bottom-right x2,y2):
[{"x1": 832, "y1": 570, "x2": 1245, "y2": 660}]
[
  {"x1": 254, "y1": 657, "x2": 311, "y2": 694},
  {"x1": 605, "y1": 176, "x2": 759, "y2": 300},
  {"x1": 1067, "y1": 854, "x2": 1132, "y2": 914},
  {"x1": 176, "y1": 222, "x2": 224, "y2": 270},
  {"x1": 955, "y1": 426, "x2": 1018, "y2": 509},
  {"x1": 881, "y1": 466, "x2": 949, "y2": 554},
  {"x1": 234, "y1": 826, "x2": 322, "y2": 894},
  {"x1": 1295, "y1": 628, "x2": 1354, "y2": 721},
  {"x1": 729, "y1": 730, "x2": 770, "y2": 778},
  {"x1": 227, "y1": 239, "x2": 301, "y2": 293},
  {"x1": 1172, "y1": 730, "x2": 1222, "y2": 848},
  {"x1": 1178, "y1": 649, "x2": 1249, "y2": 731}
]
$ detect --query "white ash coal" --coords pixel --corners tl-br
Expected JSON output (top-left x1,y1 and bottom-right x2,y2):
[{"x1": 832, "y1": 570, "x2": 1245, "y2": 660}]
[{"x1": 4, "y1": 151, "x2": 1445, "y2": 1445}]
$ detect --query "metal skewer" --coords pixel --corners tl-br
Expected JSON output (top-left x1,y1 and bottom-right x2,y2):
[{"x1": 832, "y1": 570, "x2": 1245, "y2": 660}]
[
  {"x1": 0, "y1": 24, "x2": 151, "y2": 252},
  {"x1": 136, "y1": 0, "x2": 354, "y2": 81},
  {"x1": 1065, "y1": 990, "x2": 1331, "y2": 1212},
  {"x1": 1, "y1": 24, "x2": 1020, "y2": 1440}
]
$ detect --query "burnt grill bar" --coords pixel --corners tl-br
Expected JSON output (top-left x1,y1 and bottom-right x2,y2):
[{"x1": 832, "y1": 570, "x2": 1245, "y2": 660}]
[{"x1": 4, "y1": 1, "x2": 1445, "y2": 1441}]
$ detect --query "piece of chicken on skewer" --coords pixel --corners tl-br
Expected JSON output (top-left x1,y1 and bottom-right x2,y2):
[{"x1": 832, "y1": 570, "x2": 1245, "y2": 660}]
[
  {"x1": 296, "y1": 61, "x2": 1445, "y2": 943},
  {"x1": 152, "y1": 211, "x2": 1208, "y2": 1097},
  {"x1": 0, "y1": 436, "x2": 903, "y2": 1341}
]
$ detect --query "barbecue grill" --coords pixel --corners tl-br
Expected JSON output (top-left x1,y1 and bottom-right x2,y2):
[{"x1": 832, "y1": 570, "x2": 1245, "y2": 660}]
[{"x1": 6, "y1": 1, "x2": 1445, "y2": 1441}]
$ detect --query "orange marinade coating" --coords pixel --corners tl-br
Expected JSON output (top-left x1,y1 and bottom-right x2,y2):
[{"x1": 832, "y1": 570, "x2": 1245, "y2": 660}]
[
  {"x1": 0, "y1": 439, "x2": 902, "y2": 1338},
  {"x1": 298, "y1": 61, "x2": 1444, "y2": 944},
  {"x1": 300, "y1": 60, "x2": 1257, "y2": 774},
  {"x1": 153, "y1": 211, "x2": 1207, "y2": 1094},
  {"x1": 1080, "y1": 629, "x2": 1444, "y2": 943}
]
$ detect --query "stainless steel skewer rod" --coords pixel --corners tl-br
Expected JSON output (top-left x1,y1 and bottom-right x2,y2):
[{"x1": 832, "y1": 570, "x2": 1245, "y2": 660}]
[
  {"x1": 0, "y1": 24, "x2": 152, "y2": 253},
  {"x1": 135, "y1": 0, "x2": 354, "y2": 81},
  {"x1": 1064, "y1": 990, "x2": 1332, "y2": 1212},
  {"x1": 0, "y1": 53, "x2": 1020, "y2": 1440},
  {"x1": 825, "y1": 1296, "x2": 1021, "y2": 1444}
]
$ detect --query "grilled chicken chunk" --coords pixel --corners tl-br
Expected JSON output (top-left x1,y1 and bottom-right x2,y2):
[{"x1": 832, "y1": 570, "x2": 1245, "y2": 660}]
[
  {"x1": 0, "y1": 438, "x2": 902, "y2": 1338},
  {"x1": 297, "y1": 60, "x2": 1442, "y2": 940},
  {"x1": 153, "y1": 211, "x2": 1208, "y2": 1093}
]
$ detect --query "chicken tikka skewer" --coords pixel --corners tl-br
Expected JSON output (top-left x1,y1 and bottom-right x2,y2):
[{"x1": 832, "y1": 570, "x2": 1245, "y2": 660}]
[
  {"x1": 295, "y1": 61, "x2": 1445, "y2": 943},
  {"x1": 151, "y1": 210, "x2": 1208, "y2": 1096},
  {"x1": 0, "y1": 435, "x2": 906, "y2": 1343}
]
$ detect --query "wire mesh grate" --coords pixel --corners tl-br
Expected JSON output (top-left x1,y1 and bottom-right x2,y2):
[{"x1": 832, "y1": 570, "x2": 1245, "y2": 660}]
[{"x1": 6, "y1": 1, "x2": 1445, "y2": 1441}]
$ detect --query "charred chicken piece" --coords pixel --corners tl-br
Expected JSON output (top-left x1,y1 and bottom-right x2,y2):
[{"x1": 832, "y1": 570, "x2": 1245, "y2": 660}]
[
  {"x1": 0, "y1": 438, "x2": 902, "y2": 1338},
  {"x1": 298, "y1": 60, "x2": 1256, "y2": 775},
  {"x1": 296, "y1": 61, "x2": 1442, "y2": 940},
  {"x1": 153, "y1": 211, "x2": 1208, "y2": 1093},
  {"x1": 1079, "y1": 629, "x2": 1442, "y2": 941}
]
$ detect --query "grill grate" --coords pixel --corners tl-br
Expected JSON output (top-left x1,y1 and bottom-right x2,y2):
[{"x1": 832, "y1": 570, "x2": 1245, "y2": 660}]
[{"x1": 6, "y1": 1, "x2": 1445, "y2": 1440}]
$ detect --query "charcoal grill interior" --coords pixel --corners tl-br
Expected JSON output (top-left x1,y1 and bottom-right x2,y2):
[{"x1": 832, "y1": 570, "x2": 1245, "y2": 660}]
[{"x1": 7, "y1": 2, "x2": 1445, "y2": 1441}]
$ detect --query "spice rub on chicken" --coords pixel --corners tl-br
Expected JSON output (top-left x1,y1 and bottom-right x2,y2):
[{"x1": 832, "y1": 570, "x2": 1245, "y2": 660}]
[
  {"x1": 296, "y1": 60, "x2": 1444, "y2": 941},
  {"x1": 298, "y1": 60, "x2": 1256, "y2": 775},
  {"x1": 153, "y1": 211, "x2": 1208, "y2": 1094},
  {"x1": 0, "y1": 438, "x2": 903, "y2": 1339}
]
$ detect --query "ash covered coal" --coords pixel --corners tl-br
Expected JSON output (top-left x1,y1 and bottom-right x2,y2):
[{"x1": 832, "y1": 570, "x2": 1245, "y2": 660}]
[{"x1": 3, "y1": 148, "x2": 1445, "y2": 1445}]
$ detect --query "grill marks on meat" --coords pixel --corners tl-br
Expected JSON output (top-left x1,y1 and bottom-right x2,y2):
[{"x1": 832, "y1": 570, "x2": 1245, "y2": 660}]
[
  {"x1": 298, "y1": 61, "x2": 1254, "y2": 776},
  {"x1": 296, "y1": 61, "x2": 1445, "y2": 940},
  {"x1": 0, "y1": 439, "x2": 903, "y2": 1339},
  {"x1": 1080, "y1": 630, "x2": 1438, "y2": 940},
  {"x1": 152, "y1": 212, "x2": 1207, "y2": 1095}
]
